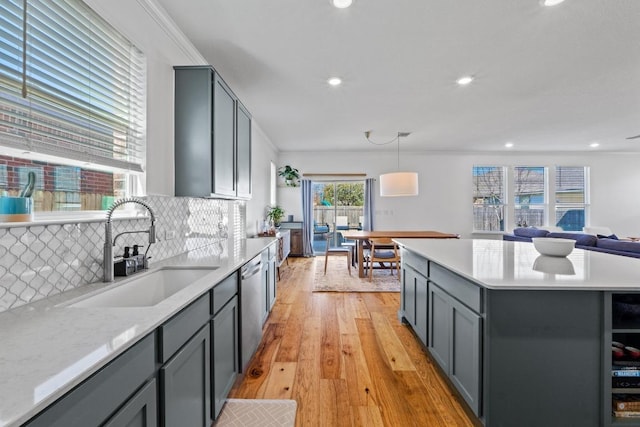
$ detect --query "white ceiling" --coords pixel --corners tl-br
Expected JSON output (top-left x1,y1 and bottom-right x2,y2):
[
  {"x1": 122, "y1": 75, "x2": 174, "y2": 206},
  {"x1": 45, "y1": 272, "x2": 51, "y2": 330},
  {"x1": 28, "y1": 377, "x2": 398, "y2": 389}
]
[{"x1": 155, "y1": 0, "x2": 640, "y2": 153}]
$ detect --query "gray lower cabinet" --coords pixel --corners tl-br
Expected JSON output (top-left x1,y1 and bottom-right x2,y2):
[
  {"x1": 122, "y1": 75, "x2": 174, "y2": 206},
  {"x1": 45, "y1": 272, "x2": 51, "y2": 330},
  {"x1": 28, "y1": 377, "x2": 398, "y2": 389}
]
[
  {"x1": 160, "y1": 324, "x2": 211, "y2": 427},
  {"x1": 428, "y1": 282, "x2": 481, "y2": 415},
  {"x1": 428, "y1": 283, "x2": 451, "y2": 372},
  {"x1": 25, "y1": 334, "x2": 157, "y2": 427},
  {"x1": 402, "y1": 262, "x2": 428, "y2": 344},
  {"x1": 104, "y1": 378, "x2": 158, "y2": 427},
  {"x1": 212, "y1": 295, "x2": 239, "y2": 418},
  {"x1": 268, "y1": 243, "x2": 277, "y2": 311},
  {"x1": 158, "y1": 293, "x2": 211, "y2": 427},
  {"x1": 260, "y1": 244, "x2": 277, "y2": 323},
  {"x1": 448, "y1": 296, "x2": 482, "y2": 415}
]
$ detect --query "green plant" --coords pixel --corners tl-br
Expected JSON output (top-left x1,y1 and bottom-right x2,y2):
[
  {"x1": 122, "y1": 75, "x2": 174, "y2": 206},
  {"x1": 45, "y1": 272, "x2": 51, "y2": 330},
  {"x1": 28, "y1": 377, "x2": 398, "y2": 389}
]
[
  {"x1": 278, "y1": 165, "x2": 300, "y2": 186},
  {"x1": 266, "y1": 205, "x2": 285, "y2": 225}
]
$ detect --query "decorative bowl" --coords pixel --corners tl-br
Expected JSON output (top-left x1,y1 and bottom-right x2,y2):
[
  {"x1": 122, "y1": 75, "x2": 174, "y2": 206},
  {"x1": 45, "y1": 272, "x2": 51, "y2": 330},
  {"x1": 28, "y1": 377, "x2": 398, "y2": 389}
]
[{"x1": 532, "y1": 237, "x2": 575, "y2": 257}]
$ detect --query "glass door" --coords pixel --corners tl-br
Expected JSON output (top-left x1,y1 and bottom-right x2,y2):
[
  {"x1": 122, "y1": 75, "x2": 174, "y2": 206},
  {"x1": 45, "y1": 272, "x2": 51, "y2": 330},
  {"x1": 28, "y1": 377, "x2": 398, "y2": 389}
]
[{"x1": 312, "y1": 181, "x2": 364, "y2": 254}]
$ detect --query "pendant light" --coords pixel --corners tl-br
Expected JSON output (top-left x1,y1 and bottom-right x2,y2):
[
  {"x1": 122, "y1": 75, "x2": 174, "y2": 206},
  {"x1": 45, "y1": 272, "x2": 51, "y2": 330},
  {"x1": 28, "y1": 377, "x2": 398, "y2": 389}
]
[{"x1": 364, "y1": 131, "x2": 419, "y2": 197}]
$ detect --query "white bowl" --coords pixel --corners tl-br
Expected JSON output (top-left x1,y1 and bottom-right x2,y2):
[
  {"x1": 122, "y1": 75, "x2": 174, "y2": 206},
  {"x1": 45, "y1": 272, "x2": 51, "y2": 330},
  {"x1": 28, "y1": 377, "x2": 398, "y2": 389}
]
[{"x1": 532, "y1": 237, "x2": 575, "y2": 257}]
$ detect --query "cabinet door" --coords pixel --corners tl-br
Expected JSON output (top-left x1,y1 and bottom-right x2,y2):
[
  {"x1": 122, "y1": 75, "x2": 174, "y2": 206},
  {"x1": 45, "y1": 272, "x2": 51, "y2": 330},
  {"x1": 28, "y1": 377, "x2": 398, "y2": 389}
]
[
  {"x1": 104, "y1": 379, "x2": 158, "y2": 427},
  {"x1": 174, "y1": 67, "x2": 213, "y2": 197},
  {"x1": 402, "y1": 265, "x2": 417, "y2": 327},
  {"x1": 212, "y1": 296, "x2": 239, "y2": 419},
  {"x1": 261, "y1": 250, "x2": 270, "y2": 323},
  {"x1": 428, "y1": 283, "x2": 450, "y2": 373},
  {"x1": 450, "y1": 297, "x2": 482, "y2": 415},
  {"x1": 213, "y1": 75, "x2": 236, "y2": 197},
  {"x1": 236, "y1": 102, "x2": 251, "y2": 199},
  {"x1": 290, "y1": 229, "x2": 303, "y2": 256},
  {"x1": 160, "y1": 325, "x2": 211, "y2": 427},
  {"x1": 414, "y1": 272, "x2": 429, "y2": 345},
  {"x1": 268, "y1": 255, "x2": 277, "y2": 310}
]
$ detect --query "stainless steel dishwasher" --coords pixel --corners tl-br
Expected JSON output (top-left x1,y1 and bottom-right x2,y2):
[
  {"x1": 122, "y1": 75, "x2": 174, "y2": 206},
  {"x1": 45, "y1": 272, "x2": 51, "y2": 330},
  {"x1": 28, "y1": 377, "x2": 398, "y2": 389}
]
[{"x1": 240, "y1": 255, "x2": 263, "y2": 372}]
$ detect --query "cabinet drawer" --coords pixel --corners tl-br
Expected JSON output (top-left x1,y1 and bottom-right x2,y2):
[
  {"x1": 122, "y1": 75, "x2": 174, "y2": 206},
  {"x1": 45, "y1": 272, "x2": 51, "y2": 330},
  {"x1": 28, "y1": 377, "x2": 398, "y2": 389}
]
[
  {"x1": 159, "y1": 293, "x2": 210, "y2": 363},
  {"x1": 402, "y1": 249, "x2": 428, "y2": 273},
  {"x1": 429, "y1": 262, "x2": 482, "y2": 313},
  {"x1": 26, "y1": 334, "x2": 156, "y2": 427},
  {"x1": 213, "y1": 272, "x2": 238, "y2": 315}
]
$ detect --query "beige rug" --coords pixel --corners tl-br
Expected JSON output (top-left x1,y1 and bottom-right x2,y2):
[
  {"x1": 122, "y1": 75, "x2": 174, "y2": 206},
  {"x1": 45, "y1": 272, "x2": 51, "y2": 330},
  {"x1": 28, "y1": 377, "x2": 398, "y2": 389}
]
[
  {"x1": 214, "y1": 399, "x2": 297, "y2": 426},
  {"x1": 313, "y1": 256, "x2": 401, "y2": 292}
]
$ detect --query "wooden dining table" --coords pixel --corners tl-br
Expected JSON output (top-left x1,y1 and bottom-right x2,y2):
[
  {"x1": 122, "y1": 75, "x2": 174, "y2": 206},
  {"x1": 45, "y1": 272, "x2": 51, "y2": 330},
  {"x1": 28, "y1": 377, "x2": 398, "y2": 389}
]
[{"x1": 340, "y1": 230, "x2": 460, "y2": 278}]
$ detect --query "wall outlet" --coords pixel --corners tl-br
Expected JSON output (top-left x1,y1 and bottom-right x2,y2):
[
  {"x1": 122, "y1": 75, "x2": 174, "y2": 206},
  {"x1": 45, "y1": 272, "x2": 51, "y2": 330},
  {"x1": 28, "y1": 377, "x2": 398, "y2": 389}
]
[{"x1": 164, "y1": 229, "x2": 176, "y2": 240}]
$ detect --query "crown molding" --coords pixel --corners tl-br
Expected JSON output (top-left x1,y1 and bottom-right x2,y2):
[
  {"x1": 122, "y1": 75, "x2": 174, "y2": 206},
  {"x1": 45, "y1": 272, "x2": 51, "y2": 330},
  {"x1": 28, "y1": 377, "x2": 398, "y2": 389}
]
[{"x1": 135, "y1": 0, "x2": 206, "y2": 64}]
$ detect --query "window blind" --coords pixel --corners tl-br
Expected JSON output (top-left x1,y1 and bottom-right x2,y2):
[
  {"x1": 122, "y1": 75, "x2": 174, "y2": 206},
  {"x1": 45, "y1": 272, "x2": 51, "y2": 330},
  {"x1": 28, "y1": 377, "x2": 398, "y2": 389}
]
[{"x1": 0, "y1": 0, "x2": 146, "y2": 172}]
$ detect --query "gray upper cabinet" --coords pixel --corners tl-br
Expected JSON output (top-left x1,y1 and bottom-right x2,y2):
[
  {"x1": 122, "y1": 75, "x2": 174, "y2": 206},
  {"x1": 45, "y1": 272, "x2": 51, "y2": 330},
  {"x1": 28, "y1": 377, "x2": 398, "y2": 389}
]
[
  {"x1": 174, "y1": 66, "x2": 251, "y2": 199},
  {"x1": 213, "y1": 74, "x2": 236, "y2": 197},
  {"x1": 236, "y1": 101, "x2": 252, "y2": 199},
  {"x1": 174, "y1": 67, "x2": 213, "y2": 198}
]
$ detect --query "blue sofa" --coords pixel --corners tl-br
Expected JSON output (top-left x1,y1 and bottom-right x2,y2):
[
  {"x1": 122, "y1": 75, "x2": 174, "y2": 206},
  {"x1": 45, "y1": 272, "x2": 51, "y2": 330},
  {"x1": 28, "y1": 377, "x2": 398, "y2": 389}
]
[{"x1": 503, "y1": 228, "x2": 640, "y2": 259}]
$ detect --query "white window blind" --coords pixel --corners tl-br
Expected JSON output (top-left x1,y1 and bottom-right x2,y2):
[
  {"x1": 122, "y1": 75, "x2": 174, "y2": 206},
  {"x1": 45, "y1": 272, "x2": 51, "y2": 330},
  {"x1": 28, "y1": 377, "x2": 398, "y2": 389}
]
[{"x1": 0, "y1": 0, "x2": 146, "y2": 172}]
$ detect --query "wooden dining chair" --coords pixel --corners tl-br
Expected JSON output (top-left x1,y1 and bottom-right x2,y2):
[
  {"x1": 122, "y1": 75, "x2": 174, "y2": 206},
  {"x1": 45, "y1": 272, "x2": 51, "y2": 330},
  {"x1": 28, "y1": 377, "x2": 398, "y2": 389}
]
[
  {"x1": 324, "y1": 232, "x2": 351, "y2": 275},
  {"x1": 367, "y1": 237, "x2": 401, "y2": 281}
]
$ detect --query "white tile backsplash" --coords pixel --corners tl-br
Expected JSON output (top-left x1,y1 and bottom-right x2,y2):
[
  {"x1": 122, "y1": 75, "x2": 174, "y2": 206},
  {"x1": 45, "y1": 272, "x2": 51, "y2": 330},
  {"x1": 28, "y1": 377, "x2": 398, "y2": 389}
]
[{"x1": 0, "y1": 195, "x2": 245, "y2": 312}]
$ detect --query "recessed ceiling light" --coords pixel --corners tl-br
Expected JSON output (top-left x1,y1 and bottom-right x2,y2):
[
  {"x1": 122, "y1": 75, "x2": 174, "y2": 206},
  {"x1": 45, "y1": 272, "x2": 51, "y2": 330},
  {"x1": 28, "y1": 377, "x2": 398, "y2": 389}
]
[
  {"x1": 327, "y1": 77, "x2": 342, "y2": 86},
  {"x1": 542, "y1": 0, "x2": 566, "y2": 6},
  {"x1": 456, "y1": 76, "x2": 474, "y2": 86},
  {"x1": 331, "y1": 0, "x2": 353, "y2": 9},
  {"x1": 505, "y1": 142, "x2": 514, "y2": 148},
  {"x1": 590, "y1": 142, "x2": 600, "y2": 148}
]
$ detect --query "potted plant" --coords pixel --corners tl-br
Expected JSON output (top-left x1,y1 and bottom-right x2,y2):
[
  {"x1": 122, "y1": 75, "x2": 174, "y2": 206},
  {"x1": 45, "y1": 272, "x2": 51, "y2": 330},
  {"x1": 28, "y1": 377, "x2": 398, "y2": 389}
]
[
  {"x1": 266, "y1": 205, "x2": 285, "y2": 227},
  {"x1": 278, "y1": 165, "x2": 300, "y2": 187}
]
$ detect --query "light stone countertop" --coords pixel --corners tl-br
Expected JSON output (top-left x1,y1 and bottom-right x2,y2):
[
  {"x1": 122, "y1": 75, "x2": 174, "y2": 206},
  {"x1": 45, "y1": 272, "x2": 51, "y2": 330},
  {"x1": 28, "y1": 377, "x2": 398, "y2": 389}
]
[
  {"x1": 0, "y1": 237, "x2": 277, "y2": 427},
  {"x1": 395, "y1": 238, "x2": 640, "y2": 291}
]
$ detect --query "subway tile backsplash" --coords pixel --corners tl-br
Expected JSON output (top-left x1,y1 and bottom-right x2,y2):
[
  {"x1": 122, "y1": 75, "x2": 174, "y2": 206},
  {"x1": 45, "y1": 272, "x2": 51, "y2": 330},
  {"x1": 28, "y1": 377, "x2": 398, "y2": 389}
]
[{"x1": 0, "y1": 195, "x2": 246, "y2": 312}]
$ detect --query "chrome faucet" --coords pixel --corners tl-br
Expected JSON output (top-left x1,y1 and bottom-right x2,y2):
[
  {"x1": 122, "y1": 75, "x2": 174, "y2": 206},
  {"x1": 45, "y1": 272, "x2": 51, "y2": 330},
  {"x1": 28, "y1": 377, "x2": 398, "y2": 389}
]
[{"x1": 104, "y1": 198, "x2": 156, "y2": 282}]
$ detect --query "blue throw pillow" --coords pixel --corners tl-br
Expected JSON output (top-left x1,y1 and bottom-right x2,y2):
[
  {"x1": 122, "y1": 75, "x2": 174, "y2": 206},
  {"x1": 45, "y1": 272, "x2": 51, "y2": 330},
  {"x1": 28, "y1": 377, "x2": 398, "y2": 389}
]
[
  {"x1": 513, "y1": 227, "x2": 549, "y2": 238},
  {"x1": 546, "y1": 232, "x2": 598, "y2": 247},
  {"x1": 597, "y1": 234, "x2": 618, "y2": 240}
]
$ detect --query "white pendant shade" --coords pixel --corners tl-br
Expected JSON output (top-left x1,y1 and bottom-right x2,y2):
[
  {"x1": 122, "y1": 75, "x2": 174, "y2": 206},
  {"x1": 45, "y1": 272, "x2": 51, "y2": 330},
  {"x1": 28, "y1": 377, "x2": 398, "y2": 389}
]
[{"x1": 379, "y1": 172, "x2": 419, "y2": 197}]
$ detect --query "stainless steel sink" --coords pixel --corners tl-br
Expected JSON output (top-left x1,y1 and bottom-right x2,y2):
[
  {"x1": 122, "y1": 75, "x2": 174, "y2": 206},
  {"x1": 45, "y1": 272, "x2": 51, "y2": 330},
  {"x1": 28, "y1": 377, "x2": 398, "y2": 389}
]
[{"x1": 69, "y1": 267, "x2": 218, "y2": 308}]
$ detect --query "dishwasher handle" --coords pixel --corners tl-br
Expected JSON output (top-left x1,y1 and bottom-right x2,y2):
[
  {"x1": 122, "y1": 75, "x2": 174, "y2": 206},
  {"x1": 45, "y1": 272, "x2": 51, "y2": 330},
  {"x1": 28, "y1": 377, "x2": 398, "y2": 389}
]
[{"x1": 241, "y1": 257, "x2": 262, "y2": 279}]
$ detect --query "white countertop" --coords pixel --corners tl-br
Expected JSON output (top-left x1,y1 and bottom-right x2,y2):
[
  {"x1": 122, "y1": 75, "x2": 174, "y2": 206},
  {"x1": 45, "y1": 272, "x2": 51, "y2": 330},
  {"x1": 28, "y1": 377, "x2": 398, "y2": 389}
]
[
  {"x1": 0, "y1": 237, "x2": 276, "y2": 427},
  {"x1": 395, "y1": 238, "x2": 640, "y2": 291}
]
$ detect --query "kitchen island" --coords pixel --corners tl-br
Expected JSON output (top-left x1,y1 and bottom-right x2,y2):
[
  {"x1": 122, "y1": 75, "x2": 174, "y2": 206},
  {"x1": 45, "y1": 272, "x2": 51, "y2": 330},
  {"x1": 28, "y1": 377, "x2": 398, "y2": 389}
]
[{"x1": 395, "y1": 238, "x2": 640, "y2": 427}]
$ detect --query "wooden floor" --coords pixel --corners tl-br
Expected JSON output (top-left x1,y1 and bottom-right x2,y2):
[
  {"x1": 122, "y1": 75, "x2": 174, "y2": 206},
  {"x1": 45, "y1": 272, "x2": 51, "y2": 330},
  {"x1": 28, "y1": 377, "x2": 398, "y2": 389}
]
[{"x1": 229, "y1": 257, "x2": 477, "y2": 427}]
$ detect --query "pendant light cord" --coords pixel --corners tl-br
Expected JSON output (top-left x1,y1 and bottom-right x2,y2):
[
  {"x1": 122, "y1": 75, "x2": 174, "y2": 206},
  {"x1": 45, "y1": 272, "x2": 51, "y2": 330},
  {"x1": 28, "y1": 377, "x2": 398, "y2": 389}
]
[{"x1": 364, "y1": 131, "x2": 411, "y2": 171}]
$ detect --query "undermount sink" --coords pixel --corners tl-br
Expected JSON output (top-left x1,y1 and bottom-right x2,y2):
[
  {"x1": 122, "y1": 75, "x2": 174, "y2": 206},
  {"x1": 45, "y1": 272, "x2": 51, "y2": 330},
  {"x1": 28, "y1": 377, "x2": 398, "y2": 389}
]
[{"x1": 69, "y1": 267, "x2": 218, "y2": 308}]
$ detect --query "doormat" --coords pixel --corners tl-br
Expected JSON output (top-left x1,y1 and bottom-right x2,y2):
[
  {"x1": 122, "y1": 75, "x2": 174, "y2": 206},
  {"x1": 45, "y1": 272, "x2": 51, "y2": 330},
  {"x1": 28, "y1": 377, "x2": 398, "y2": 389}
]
[
  {"x1": 214, "y1": 399, "x2": 297, "y2": 427},
  {"x1": 313, "y1": 256, "x2": 401, "y2": 292}
]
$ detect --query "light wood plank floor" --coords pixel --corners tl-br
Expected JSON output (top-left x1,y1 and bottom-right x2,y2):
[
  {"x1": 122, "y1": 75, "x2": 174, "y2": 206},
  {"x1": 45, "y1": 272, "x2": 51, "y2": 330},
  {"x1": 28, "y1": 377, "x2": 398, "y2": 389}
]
[{"x1": 229, "y1": 257, "x2": 477, "y2": 427}]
